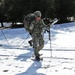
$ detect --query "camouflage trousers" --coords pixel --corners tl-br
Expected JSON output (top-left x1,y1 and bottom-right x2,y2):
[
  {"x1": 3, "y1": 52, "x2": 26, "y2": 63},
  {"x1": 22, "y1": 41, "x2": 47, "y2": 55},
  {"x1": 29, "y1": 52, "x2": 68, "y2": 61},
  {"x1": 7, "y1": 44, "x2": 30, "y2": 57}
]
[{"x1": 32, "y1": 33, "x2": 44, "y2": 57}]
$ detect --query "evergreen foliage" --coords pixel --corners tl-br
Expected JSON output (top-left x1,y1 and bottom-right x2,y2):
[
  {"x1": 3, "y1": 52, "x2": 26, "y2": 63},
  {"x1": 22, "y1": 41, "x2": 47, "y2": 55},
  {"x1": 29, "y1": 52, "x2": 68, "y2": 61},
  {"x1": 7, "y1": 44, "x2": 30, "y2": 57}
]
[{"x1": 0, "y1": 0, "x2": 75, "y2": 26}]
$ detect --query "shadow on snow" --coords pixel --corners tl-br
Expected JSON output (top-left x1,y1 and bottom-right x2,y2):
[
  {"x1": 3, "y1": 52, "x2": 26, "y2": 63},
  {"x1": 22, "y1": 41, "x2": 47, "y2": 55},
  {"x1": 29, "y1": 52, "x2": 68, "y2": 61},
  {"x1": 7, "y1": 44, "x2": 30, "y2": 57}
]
[{"x1": 16, "y1": 61, "x2": 45, "y2": 75}]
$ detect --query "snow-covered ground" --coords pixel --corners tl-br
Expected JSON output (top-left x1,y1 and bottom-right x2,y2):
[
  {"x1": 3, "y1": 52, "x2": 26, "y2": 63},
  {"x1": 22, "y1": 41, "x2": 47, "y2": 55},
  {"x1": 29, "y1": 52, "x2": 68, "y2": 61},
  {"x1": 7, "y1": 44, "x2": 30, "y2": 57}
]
[{"x1": 0, "y1": 22, "x2": 75, "y2": 75}]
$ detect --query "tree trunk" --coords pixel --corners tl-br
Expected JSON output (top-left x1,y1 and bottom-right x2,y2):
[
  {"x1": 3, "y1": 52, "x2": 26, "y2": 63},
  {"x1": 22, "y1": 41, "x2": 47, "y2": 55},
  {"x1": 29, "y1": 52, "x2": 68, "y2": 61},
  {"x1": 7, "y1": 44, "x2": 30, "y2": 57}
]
[{"x1": 1, "y1": 22, "x2": 4, "y2": 27}]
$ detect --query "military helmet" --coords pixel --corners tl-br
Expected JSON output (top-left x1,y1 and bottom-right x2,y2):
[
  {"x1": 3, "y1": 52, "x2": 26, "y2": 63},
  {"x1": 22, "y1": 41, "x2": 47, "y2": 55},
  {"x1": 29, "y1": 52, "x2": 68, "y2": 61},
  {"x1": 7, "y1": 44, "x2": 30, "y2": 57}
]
[{"x1": 34, "y1": 11, "x2": 41, "y2": 17}]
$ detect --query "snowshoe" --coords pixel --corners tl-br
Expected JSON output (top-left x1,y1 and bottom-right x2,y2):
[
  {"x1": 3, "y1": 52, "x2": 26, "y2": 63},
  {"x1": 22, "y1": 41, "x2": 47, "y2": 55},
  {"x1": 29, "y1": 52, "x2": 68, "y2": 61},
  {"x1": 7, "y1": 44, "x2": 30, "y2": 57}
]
[
  {"x1": 35, "y1": 56, "x2": 42, "y2": 61},
  {"x1": 31, "y1": 56, "x2": 43, "y2": 61}
]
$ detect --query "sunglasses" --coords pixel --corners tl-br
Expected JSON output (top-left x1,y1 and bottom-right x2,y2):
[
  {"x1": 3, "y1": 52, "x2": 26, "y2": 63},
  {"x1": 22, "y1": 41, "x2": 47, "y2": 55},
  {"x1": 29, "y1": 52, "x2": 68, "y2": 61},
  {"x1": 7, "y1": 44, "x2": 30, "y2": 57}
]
[{"x1": 37, "y1": 16, "x2": 40, "y2": 17}]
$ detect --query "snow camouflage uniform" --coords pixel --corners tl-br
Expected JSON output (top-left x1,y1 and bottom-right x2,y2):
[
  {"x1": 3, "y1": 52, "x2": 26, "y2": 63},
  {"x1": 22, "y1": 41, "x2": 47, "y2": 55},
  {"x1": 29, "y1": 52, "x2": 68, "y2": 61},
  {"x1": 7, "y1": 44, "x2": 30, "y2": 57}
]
[{"x1": 24, "y1": 11, "x2": 48, "y2": 60}]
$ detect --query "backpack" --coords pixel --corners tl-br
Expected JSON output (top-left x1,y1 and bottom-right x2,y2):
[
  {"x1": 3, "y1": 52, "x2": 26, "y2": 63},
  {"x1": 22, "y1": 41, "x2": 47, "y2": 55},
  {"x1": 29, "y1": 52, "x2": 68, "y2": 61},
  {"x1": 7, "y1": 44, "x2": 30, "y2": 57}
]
[{"x1": 23, "y1": 13, "x2": 35, "y2": 32}]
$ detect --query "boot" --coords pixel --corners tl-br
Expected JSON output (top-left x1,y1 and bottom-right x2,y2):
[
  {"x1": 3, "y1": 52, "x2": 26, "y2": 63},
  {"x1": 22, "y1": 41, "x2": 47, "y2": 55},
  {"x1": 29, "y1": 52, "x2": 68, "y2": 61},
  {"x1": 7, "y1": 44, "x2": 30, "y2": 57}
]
[
  {"x1": 32, "y1": 53, "x2": 42, "y2": 57},
  {"x1": 35, "y1": 56, "x2": 40, "y2": 61},
  {"x1": 28, "y1": 40, "x2": 33, "y2": 46}
]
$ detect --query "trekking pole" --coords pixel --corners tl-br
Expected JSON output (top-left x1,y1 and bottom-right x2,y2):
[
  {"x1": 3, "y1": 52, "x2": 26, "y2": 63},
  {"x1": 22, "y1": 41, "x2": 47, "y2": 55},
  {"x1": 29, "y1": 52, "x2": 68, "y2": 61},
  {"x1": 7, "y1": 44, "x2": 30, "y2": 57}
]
[
  {"x1": 17, "y1": 33, "x2": 30, "y2": 49},
  {"x1": 1, "y1": 29, "x2": 9, "y2": 45},
  {"x1": 49, "y1": 25, "x2": 52, "y2": 58},
  {"x1": 49, "y1": 19, "x2": 59, "y2": 58}
]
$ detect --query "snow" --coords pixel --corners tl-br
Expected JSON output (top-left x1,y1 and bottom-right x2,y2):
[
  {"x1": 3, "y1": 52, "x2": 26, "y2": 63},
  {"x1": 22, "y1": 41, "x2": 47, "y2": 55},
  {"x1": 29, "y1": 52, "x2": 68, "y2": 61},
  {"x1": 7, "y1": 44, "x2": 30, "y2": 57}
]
[
  {"x1": 0, "y1": 22, "x2": 75, "y2": 75},
  {"x1": 0, "y1": 22, "x2": 23, "y2": 27},
  {"x1": 0, "y1": 22, "x2": 12, "y2": 27}
]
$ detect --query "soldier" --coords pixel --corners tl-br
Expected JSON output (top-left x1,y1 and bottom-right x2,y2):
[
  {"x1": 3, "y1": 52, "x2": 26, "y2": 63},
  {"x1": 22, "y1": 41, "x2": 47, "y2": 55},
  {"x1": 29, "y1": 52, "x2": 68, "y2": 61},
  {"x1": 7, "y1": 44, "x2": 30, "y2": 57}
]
[
  {"x1": 24, "y1": 11, "x2": 47, "y2": 61},
  {"x1": 31, "y1": 11, "x2": 46, "y2": 60}
]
